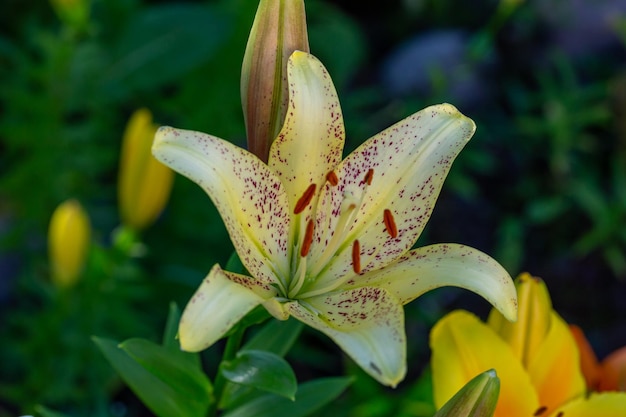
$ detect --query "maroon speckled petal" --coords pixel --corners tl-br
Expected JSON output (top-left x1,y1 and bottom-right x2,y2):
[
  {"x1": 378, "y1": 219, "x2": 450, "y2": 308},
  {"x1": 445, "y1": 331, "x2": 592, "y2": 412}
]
[
  {"x1": 288, "y1": 286, "x2": 406, "y2": 387},
  {"x1": 153, "y1": 127, "x2": 290, "y2": 285},
  {"x1": 308, "y1": 104, "x2": 476, "y2": 290}
]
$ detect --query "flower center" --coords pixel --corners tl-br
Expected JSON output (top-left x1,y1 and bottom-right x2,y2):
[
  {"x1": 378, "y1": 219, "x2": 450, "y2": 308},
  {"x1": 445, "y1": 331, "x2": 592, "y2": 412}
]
[{"x1": 286, "y1": 168, "x2": 399, "y2": 299}]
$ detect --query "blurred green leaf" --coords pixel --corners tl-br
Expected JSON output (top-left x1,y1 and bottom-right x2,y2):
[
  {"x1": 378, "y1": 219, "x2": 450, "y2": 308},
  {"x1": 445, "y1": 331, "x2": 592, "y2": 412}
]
[
  {"x1": 33, "y1": 405, "x2": 70, "y2": 417},
  {"x1": 94, "y1": 337, "x2": 211, "y2": 417},
  {"x1": 221, "y1": 350, "x2": 297, "y2": 400},
  {"x1": 163, "y1": 301, "x2": 181, "y2": 350},
  {"x1": 102, "y1": 3, "x2": 230, "y2": 95},
  {"x1": 221, "y1": 376, "x2": 353, "y2": 417}
]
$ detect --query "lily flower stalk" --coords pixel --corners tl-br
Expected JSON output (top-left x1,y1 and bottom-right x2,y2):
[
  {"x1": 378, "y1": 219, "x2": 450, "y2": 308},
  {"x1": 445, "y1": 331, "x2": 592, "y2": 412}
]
[
  {"x1": 153, "y1": 51, "x2": 517, "y2": 387},
  {"x1": 241, "y1": 0, "x2": 309, "y2": 162},
  {"x1": 430, "y1": 272, "x2": 626, "y2": 416}
]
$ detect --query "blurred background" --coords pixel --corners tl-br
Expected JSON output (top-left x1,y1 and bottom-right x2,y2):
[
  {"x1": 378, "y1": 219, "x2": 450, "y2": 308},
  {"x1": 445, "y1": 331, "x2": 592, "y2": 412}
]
[{"x1": 2, "y1": 0, "x2": 626, "y2": 415}]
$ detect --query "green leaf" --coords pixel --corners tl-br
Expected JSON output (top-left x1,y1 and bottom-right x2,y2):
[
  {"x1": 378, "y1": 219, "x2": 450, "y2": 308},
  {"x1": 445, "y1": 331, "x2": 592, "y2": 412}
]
[
  {"x1": 163, "y1": 301, "x2": 181, "y2": 350},
  {"x1": 221, "y1": 377, "x2": 353, "y2": 417},
  {"x1": 93, "y1": 337, "x2": 211, "y2": 417},
  {"x1": 243, "y1": 318, "x2": 303, "y2": 357},
  {"x1": 33, "y1": 405, "x2": 70, "y2": 417},
  {"x1": 221, "y1": 350, "x2": 297, "y2": 400},
  {"x1": 102, "y1": 4, "x2": 230, "y2": 94}
]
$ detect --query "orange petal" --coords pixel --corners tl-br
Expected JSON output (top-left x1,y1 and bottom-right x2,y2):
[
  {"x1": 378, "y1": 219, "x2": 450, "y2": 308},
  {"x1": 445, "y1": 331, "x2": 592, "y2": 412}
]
[
  {"x1": 569, "y1": 324, "x2": 601, "y2": 390},
  {"x1": 599, "y1": 346, "x2": 626, "y2": 392}
]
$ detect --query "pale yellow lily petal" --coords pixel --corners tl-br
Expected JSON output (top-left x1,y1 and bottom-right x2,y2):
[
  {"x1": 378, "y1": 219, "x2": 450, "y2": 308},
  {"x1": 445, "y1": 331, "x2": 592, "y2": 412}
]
[
  {"x1": 179, "y1": 264, "x2": 275, "y2": 352},
  {"x1": 430, "y1": 311, "x2": 539, "y2": 417},
  {"x1": 488, "y1": 273, "x2": 552, "y2": 366},
  {"x1": 288, "y1": 287, "x2": 406, "y2": 387},
  {"x1": 153, "y1": 127, "x2": 290, "y2": 288},
  {"x1": 527, "y1": 311, "x2": 586, "y2": 414},
  {"x1": 551, "y1": 392, "x2": 626, "y2": 417},
  {"x1": 344, "y1": 244, "x2": 517, "y2": 321},
  {"x1": 268, "y1": 51, "x2": 344, "y2": 227},
  {"x1": 306, "y1": 104, "x2": 476, "y2": 291}
]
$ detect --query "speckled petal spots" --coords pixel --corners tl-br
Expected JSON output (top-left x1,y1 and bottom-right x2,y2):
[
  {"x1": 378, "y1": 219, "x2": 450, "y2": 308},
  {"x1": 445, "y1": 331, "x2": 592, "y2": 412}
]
[
  {"x1": 153, "y1": 126, "x2": 290, "y2": 283},
  {"x1": 179, "y1": 264, "x2": 271, "y2": 352},
  {"x1": 288, "y1": 287, "x2": 406, "y2": 387},
  {"x1": 268, "y1": 52, "x2": 345, "y2": 221},
  {"x1": 348, "y1": 243, "x2": 517, "y2": 322},
  {"x1": 310, "y1": 104, "x2": 475, "y2": 287}
]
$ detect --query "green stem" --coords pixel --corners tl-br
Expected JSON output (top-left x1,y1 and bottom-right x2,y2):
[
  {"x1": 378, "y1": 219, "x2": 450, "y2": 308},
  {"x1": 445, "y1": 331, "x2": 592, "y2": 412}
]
[{"x1": 207, "y1": 327, "x2": 246, "y2": 416}]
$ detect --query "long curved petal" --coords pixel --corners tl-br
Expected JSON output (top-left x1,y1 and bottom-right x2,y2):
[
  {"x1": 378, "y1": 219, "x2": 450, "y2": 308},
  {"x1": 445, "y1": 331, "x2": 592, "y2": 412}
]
[
  {"x1": 526, "y1": 312, "x2": 586, "y2": 414},
  {"x1": 153, "y1": 127, "x2": 290, "y2": 286},
  {"x1": 552, "y1": 393, "x2": 626, "y2": 417},
  {"x1": 430, "y1": 311, "x2": 539, "y2": 417},
  {"x1": 268, "y1": 51, "x2": 344, "y2": 225},
  {"x1": 179, "y1": 264, "x2": 275, "y2": 352},
  {"x1": 345, "y1": 243, "x2": 517, "y2": 322},
  {"x1": 288, "y1": 287, "x2": 406, "y2": 387},
  {"x1": 308, "y1": 104, "x2": 476, "y2": 289}
]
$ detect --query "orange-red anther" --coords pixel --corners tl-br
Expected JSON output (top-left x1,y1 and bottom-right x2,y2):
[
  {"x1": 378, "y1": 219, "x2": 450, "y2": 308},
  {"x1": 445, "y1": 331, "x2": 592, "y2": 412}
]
[
  {"x1": 294, "y1": 184, "x2": 316, "y2": 214},
  {"x1": 326, "y1": 171, "x2": 339, "y2": 186},
  {"x1": 352, "y1": 240, "x2": 361, "y2": 274},
  {"x1": 364, "y1": 169, "x2": 374, "y2": 185},
  {"x1": 300, "y1": 219, "x2": 315, "y2": 257},
  {"x1": 383, "y1": 209, "x2": 398, "y2": 238}
]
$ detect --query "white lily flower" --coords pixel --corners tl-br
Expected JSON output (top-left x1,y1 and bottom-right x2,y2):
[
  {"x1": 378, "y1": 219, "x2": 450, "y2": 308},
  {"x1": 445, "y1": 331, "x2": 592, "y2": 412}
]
[{"x1": 153, "y1": 51, "x2": 517, "y2": 387}]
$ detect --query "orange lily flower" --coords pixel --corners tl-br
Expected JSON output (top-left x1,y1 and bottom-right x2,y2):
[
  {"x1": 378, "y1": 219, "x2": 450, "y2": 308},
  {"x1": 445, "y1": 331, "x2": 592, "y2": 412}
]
[{"x1": 571, "y1": 324, "x2": 626, "y2": 392}]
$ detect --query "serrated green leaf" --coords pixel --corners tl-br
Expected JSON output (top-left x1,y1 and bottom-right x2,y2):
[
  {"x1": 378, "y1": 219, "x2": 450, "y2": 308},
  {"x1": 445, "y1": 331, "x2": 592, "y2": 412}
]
[
  {"x1": 221, "y1": 377, "x2": 353, "y2": 417},
  {"x1": 221, "y1": 350, "x2": 296, "y2": 400},
  {"x1": 243, "y1": 318, "x2": 303, "y2": 357},
  {"x1": 94, "y1": 337, "x2": 211, "y2": 417}
]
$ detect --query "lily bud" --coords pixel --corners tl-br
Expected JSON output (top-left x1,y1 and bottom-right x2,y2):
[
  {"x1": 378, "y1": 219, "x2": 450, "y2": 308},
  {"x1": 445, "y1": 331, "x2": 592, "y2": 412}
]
[
  {"x1": 434, "y1": 369, "x2": 501, "y2": 417},
  {"x1": 48, "y1": 199, "x2": 91, "y2": 288},
  {"x1": 241, "y1": 0, "x2": 309, "y2": 162},
  {"x1": 487, "y1": 272, "x2": 552, "y2": 367},
  {"x1": 118, "y1": 109, "x2": 174, "y2": 231}
]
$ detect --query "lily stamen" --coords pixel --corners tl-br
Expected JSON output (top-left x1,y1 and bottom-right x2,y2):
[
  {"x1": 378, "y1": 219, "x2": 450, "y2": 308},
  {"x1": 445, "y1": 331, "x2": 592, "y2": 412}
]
[
  {"x1": 363, "y1": 168, "x2": 374, "y2": 186},
  {"x1": 294, "y1": 183, "x2": 316, "y2": 214},
  {"x1": 383, "y1": 209, "x2": 398, "y2": 238},
  {"x1": 300, "y1": 219, "x2": 314, "y2": 257},
  {"x1": 326, "y1": 170, "x2": 339, "y2": 186},
  {"x1": 352, "y1": 239, "x2": 362, "y2": 274}
]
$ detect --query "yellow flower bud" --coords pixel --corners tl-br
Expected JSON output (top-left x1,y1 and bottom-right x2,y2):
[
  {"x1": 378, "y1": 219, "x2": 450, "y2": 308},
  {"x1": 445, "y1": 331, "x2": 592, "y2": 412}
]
[
  {"x1": 241, "y1": 0, "x2": 309, "y2": 162},
  {"x1": 118, "y1": 109, "x2": 174, "y2": 231},
  {"x1": 48, "y1": 199, "x2": 91, "y2": 288},
  {"x1": 487, "y1": 272, "x2": 552, "y2": 367}
]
